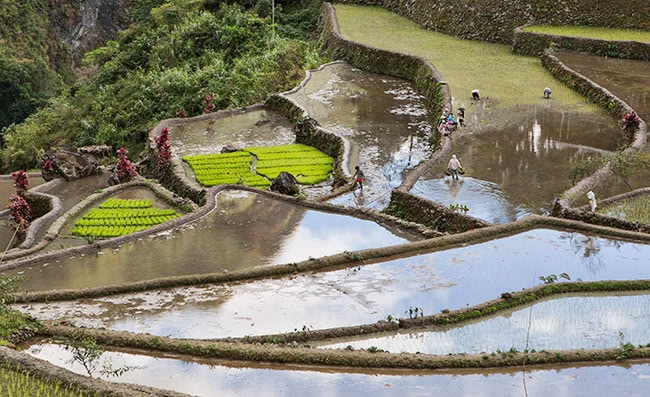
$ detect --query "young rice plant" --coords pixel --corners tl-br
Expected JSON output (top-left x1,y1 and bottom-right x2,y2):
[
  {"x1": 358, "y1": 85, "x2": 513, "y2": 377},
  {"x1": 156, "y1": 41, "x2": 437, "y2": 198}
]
[{"x1": 71, "y1": 199, "x2": 180, "y2": 238}]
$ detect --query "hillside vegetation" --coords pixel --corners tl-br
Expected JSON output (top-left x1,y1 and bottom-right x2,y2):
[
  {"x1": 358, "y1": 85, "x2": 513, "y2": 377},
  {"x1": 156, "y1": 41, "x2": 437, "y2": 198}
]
[{"x1": 0, "y1": 0, "x2": 323, "y2": 170}]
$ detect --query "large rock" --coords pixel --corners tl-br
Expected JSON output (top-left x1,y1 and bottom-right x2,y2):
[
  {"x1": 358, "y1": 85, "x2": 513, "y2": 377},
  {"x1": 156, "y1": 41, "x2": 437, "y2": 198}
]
[
  {"x1": 270, "y1": 172, "x2": 299, "y2": 195},
  {"x1": 41, "y1": 146, "x2": 100, "y2": 181}
]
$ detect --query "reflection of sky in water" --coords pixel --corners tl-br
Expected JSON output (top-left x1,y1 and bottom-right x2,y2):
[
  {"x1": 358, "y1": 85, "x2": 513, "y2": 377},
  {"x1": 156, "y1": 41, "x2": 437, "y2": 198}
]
[
  {"x1": 25, "y1": 343, "x2": 650, "y2": 397},
  {"x1": 411, "y1": 177, "x2": 532, "y2": 224},
  {"x1": 324, "y1": 294, "x2": 650, "y2": 354},
  {"x1": 16, "y1": 229, "x2": 650, "y2": 339},
  {"x1": 7, "y1": 192, "x2": 408, "y2": 291},
  {"x1": 269, "y1": 210, "x2": 407, "y2": 264},
  {"x1": 287, "y1": 62, "x2": 432, "y2": 210}
]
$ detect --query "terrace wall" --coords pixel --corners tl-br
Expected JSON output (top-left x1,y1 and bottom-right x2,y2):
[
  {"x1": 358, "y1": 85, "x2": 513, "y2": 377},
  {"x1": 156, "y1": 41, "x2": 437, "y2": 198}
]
[
  {"x1": 386, "y1": 190, "x2": 490, "y2": 234},
  {"x1": 512, "y1": 26, "x2": 650, "y2": 60},
  {"x1": 332, "y1": 0, "x2": 650, "y2": 45}
]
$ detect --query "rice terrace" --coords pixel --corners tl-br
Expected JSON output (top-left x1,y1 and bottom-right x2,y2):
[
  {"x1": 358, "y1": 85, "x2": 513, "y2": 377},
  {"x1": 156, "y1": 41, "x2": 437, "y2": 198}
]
[{"x1": 0, "y1": 0, "x2": 649, "y2": 395}]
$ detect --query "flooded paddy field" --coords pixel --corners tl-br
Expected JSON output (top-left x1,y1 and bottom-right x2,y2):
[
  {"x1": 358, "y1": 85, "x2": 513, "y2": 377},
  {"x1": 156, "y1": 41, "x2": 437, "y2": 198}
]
[
  {"x1": 286, "y1": 62, "x2": 433, "y2": 209},
  {"x1": 321, "y1": 293, "x2": 650, "y2": 354},
  {"x1": 23, "y1": 342, "x2": 650, "y2": 397},
  {"x1": 5, "y1": 191, "x2": 411, "y2": 291},
  {"x1": 556, "y1": 51, "x2": 650, "y2": 121},
  {"x1": 14, "y1": 228, "x2": 650, "y2": 338},
  {"x1": 168, "y1": 108, "x2": 295, "y2": 157},
  {"x1": 412, "y1": 106, "x2": 620, "y2": 223}
]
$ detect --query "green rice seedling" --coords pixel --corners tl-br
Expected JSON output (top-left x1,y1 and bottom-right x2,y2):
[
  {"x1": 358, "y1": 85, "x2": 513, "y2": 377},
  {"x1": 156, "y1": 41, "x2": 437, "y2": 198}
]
[
  {"x1": 71, "y1": 199, "x2": 180, "y2": 239},
  {"x1": 0, "y1": 364, "x2": 96, "y2": 396},
  {"x1": 598, "y1": 195, "x2": 650, "y2": 224},
  {"x1": 247, "y1": 144, "x2": 334, "y2": 185},
  {"x1": 333, "y1": 5, "x2": 600, "y2": 109},
  {"x1": 523, "y1": 25, "x2": 650, "y2": 43}
]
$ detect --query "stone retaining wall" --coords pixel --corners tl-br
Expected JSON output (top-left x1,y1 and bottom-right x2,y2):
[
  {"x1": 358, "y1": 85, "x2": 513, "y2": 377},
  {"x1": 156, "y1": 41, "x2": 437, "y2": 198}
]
[
  {"x1": 552, "y1": 188, "x2": 650, "y2": 234},
  {"x1": 513, "y1": 25, "x2": 650, "y2": 59},
  {"x1": 321, "y1": 3, "x2": 448, "y2": 120},
  {"x1": 333, "y1": 0, "x2": 650, "y2": 45},
  {"x1": 386, "y1": 189, "x2": 490, "y2": 234},
  {"x1": 541, "y1": 48, "x2": 648, "y2": 232}
]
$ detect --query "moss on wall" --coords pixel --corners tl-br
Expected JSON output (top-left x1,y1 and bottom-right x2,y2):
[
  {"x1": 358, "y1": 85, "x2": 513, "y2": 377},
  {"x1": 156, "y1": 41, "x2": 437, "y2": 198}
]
[
  {"x1": 512, "y1": 27, "x2": 650, "y2": 60},
  {"x1": 385, "y1": 189, "x2": 490, "y2": 233}
]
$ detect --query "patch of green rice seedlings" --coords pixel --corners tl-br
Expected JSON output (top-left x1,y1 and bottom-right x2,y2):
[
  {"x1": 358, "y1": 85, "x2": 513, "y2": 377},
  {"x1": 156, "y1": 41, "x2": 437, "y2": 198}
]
[
  {"x1": 333, "y1": 5, "x2": 599, "y2": 109},
  {"x1": 598, "y1": 195, "x2": 650, "y2": 224},
  {"x1": 0, "y1": 364, "x2": 96, "y2": 396},
  {"x1": 71, "y1": 199, "x2": 180, "y2": 238},
  {"x1": 523, "y1": 25, "x2": 650, "y2": 43}
]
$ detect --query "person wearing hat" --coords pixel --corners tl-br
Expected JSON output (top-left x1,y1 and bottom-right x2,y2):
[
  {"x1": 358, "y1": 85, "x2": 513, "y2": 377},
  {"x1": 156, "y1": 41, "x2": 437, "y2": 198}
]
[{"x1": 471, "y1": 89, "x2": 480, "y2": 100}]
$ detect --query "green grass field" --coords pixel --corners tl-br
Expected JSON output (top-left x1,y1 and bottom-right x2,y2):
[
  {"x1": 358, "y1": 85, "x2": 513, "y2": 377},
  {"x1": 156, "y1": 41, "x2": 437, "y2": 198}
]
[
  {"x1": 333, "y1": 5, "x2": 599, "y2": 109},
  {"x1": 523, "y1": 25, "x2": 650, "y2": 43}
]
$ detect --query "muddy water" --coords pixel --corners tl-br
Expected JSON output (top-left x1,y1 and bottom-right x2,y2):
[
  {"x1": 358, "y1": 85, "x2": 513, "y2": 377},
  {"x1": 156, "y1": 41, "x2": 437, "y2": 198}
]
[
  {"x1": 556, "y1": 51, "x2": 650, "y2": 121},
  {"x1": 412, "y1": 106, "x2": 621, "y2": 223},
  {"x1": 322, "y1": 292, "x2": 650, "y2": 354},
  {"x1": 23, "y1": 343, "x2": 650, "y2": 396},
  {"x1": 36, "y1": 173, "x2": 111, "y2": 214},
  {"x1": 169, "y1": 109, "x2": 295, "y2": 157},
  {"x1": 14, "y1": 228, "x2": 650, "y2": 338},
  {"x1": 285, "y1": 62, "x2": 433, "y2": 209},
  {"x1": 5, "y1": 191, "x2": 410, "y2": 291}
]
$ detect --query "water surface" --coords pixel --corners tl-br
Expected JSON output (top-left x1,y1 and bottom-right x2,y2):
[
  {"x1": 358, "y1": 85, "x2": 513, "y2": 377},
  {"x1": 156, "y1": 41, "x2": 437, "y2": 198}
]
[
  {"x1": 24, "y1": 343, "x2": 650, "y2": 397},
  {"x1": 322, "y1": 293, "x2": 650, "y2": 354},
  {"x1": 286, "y1": 62, "x2": 433, "y2": 209},
  {"x1": 14, "y1": 229, "x2": 650, "y2": 338},
  {"x1": 169, "y1": 109, "x2": 295, "y2": 157},
  {"x1": 6, "y1": 191, "x2": 410, "y2": 291}
]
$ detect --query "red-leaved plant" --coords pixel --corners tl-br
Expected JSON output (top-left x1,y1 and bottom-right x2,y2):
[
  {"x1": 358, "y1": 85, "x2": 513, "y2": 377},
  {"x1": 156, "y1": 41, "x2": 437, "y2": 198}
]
[
  {"x1": 11, "y1": 170, "x2": 29, "y2": 195},
  {"x1": 8, "y1": 170, "x2": 31, "y2": 232},
  {"x1": 115, "y1": 147, "x2": 138, "y2": 183},
  {"x1": 155, "y1": 127, "x2": 172, "y2": 170},
  {"x1": 204, "y1": 92, "x2": 216, "y2": 114},
  {"x1": 8, "y1": 194, "x2": 30, "y2": 232}
]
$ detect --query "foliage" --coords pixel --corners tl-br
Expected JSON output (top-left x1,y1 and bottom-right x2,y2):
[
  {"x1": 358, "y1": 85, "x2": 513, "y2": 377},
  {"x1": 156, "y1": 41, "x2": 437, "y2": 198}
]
[
  {"x1": 71, "y1": 198, "x2": 180, "y2": 238},
  {"x1": 114, "y1": 147, "x2": 138, "y2": 184},
  {"x1": 183, "y1": 151, "x2": 269, "y2": 187},
  {"x1": 1, "y1": 0, "x2": 324, "y2": 170},
  {"x1": 608, "y1": 151, "x2": 650, "y2": 190},
  {"x1": 449, "y1": 203, "x2": 469, "y2": 213},
  {"x1": 567, "y1": 155, "x2": 607, "y2": 185},
  {"x1": 522, "y1": 25, "x2": 650, "y2": 43},
  {"x1": 539, "y1": 273, "x2": 571, "y2": 284},
  {"x1": 154, "y1": 127, "x2": 172, "y2": 170}
]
